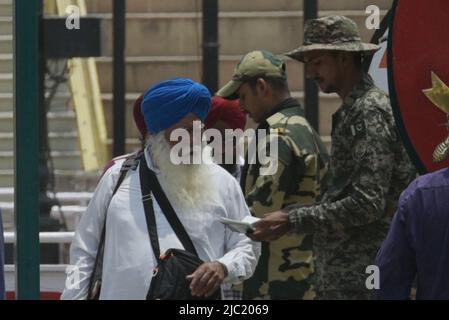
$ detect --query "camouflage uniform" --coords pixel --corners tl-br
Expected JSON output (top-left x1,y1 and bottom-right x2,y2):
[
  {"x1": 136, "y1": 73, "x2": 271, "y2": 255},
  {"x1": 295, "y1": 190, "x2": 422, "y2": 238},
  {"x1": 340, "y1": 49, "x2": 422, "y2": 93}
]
[
  {"x1": 285, "y1": 16, "x2": 416, "y2": 299},
  {"x1": 242, "y1": 99, "x2": 329, "y2": 300},
  {"x1": 217, "y1": 50, "x2": 329, "y2": 299}
]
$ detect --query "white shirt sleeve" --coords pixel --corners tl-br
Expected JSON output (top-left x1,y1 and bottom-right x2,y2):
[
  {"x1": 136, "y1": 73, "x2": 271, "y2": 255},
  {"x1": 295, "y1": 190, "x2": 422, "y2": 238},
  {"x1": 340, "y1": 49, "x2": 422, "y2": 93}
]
[
  {"x1": 60, "y1": 162, "x2": 122, "y2": 300},
  {"x1": 217, "y1": 178, "x2": 261, "y2": 284}
]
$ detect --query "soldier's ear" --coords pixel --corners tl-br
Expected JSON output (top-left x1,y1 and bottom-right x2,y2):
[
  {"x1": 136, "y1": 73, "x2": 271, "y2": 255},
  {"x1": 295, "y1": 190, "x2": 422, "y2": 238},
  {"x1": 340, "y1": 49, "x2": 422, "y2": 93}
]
[{"x1": 256, "y1": 77, "x2": 269, "y2": 96}]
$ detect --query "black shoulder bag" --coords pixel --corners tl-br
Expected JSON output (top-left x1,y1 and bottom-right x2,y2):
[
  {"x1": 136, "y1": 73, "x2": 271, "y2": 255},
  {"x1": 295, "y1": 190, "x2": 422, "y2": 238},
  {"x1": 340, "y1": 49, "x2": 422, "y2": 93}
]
[{"x1": 139, "y1": 155, "x2": 220, "y2": 300}]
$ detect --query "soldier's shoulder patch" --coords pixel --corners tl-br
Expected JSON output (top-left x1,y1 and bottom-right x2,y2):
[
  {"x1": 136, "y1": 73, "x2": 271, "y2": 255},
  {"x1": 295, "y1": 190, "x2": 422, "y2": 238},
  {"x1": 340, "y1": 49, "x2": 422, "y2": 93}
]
[{"x1": 349, "y1": 119, "x2": 366, "y2": 138}]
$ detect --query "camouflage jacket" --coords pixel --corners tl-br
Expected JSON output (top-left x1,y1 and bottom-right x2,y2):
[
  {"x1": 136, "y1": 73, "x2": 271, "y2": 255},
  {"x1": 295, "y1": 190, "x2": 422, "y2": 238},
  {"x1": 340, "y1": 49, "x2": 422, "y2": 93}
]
[
  {"x1": 288, "y1": 74, "x2": 416, "y2": 295},
  {"x1": 241, "y1": 98, "x2": 329, "y2": 299}
]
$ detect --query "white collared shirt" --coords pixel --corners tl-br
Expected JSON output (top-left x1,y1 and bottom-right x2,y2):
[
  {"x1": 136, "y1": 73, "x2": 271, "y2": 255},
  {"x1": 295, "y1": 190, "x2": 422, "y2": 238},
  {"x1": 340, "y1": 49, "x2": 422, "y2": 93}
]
[{"x1": 61, "y1": 150, "x2": 260, "y2": 300}]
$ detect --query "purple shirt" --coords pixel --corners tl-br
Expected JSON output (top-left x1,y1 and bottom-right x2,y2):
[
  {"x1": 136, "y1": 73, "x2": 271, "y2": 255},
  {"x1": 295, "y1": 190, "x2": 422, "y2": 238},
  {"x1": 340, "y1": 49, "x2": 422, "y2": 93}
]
[
  {"x1": 375, "y1": 167, "x2": 449, "y2": 300},
  {"x1": 0, "y1": 210, "x2": 5, "y2": 299}
]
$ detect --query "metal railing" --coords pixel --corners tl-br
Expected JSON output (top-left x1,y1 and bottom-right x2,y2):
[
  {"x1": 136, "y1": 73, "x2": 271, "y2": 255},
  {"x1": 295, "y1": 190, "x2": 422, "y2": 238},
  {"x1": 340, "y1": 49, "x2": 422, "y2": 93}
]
[
  {"x1": 3, "y1": 232, "x2": 74, "y2": 244},
  {"x1": 3, "y1": 232, "x2": 74, "y2": 298},
  {"x1": 3, "y1": 232, "x2": 72, "y2": 298}
]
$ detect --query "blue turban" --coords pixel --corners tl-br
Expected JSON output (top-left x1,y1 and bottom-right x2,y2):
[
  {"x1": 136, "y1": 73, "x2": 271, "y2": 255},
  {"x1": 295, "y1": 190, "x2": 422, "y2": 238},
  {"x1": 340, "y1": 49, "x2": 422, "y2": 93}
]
[{"x1": 141, "y1": 78, "x2": 212, "y2": 134}]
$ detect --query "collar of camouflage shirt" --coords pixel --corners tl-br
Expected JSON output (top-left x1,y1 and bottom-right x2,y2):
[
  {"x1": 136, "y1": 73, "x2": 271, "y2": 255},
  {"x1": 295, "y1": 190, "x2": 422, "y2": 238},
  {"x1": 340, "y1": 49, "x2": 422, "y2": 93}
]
[
  {"x1": 265, "y1": 97, "x2": 304, "y2": 121},
  {"x1": 342, "y1": 73, "x2": 375, "y2": 112},
  {"x1": 331, "y1": 73, "x2": 375, "y2": 128}
]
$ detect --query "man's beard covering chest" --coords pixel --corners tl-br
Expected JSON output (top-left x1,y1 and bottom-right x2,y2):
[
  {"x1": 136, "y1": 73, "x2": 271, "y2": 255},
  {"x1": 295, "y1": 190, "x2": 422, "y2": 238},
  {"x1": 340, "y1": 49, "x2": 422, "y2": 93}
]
[{"x1": 145, "y1": 133, "x2": 220, "y2": 215}]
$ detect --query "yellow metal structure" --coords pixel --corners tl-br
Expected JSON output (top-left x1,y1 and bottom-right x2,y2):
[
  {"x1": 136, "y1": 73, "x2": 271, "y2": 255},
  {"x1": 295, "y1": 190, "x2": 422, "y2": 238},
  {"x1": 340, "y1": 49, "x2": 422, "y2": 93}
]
[{"x1": 47, "y1": 0, "x2": 109, "y2": 171}]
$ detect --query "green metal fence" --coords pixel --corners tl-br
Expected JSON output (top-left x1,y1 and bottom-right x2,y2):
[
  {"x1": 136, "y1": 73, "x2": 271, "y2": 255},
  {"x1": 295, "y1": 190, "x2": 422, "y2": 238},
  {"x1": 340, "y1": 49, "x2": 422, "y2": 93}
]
[{"x1": 14, "y1": 0, "x2": 41, "y2": 300}]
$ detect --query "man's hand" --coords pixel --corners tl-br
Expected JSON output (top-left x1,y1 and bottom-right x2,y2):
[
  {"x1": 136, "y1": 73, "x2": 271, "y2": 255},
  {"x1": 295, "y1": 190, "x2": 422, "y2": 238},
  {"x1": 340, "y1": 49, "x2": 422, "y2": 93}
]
[
  {"x1": 186, "y1": 261, "x2": 227, "y2": 298},
  {"x1": 249, "y1": 210, "x2": 293, "y2": 242}
]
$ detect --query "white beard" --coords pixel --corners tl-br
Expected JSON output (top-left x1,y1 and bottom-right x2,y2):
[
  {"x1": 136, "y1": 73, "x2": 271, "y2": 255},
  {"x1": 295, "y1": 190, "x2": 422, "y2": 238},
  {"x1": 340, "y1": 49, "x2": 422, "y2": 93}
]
[{"x1": 145, "y1": 133, "x2": 218, "y2": 213}]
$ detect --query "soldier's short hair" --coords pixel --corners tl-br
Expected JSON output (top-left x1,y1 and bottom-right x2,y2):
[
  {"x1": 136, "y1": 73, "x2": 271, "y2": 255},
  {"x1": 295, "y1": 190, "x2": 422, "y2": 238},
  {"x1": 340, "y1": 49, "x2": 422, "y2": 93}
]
[{"x1": 246, "y1": 76, "x2": 290, "y2": 94}]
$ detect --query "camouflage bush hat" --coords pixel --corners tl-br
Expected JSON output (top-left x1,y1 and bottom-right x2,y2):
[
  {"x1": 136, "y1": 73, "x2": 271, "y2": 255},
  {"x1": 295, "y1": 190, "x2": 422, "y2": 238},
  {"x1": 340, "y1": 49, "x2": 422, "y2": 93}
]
[
  {"x1": 285, "y1": 15, "x2": 380, "y2": 62},
  {"x1": 216, "y1": 50, "x2": 286, "y2": 99}
]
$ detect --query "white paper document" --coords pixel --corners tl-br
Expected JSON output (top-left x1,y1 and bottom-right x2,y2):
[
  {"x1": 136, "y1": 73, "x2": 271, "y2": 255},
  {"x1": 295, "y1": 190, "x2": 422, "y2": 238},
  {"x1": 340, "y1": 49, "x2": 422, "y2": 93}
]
[{"x1": 218, "y1": 216, "x2": 260, "y2": 234}]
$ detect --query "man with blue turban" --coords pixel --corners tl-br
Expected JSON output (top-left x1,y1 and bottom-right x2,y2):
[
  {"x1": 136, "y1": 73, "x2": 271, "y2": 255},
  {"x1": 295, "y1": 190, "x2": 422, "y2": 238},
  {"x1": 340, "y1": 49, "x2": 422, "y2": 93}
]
[
  {"x1": 141, "y1": 78, "x2": 211, "y2": 135},
  {"x1": 62, "y1": 78, "x2": 260, "y2": 300}
]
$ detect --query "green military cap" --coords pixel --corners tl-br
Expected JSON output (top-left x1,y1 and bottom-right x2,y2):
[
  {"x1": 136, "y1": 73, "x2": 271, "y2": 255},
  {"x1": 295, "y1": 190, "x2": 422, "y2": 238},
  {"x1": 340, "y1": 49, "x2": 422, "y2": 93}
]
[
  {"x1": 217, "y1": 50, "x2": 286, "y2": 99},
  {"x1": 285, "y1": 15, "x2": 380, "y2": 62}
]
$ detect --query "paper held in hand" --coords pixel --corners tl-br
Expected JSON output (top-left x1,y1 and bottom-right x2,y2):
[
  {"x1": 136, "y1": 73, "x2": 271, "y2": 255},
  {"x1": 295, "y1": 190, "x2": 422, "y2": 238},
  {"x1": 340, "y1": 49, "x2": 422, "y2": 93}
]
[{"x1": 218, "y1": 216, "x2": 260, "y2": 234}]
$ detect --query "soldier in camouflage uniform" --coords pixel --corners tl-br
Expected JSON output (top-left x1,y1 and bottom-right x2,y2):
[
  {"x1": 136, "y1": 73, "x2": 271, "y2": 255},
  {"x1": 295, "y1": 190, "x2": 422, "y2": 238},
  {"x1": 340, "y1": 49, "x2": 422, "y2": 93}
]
[
  {"x1": 250, "y1": 16, "x2": 416, "y2": 299},
  {"x1": 217, "y1": 50, "x2": 329, "y2": 299}
]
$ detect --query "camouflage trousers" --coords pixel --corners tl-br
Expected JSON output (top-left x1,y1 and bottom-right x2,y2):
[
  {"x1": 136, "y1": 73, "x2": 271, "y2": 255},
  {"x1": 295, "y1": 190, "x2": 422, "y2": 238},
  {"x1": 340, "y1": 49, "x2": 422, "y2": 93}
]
[
  {"x1": 242, "y1": 235, "x2": 316, "y2": 300},
  {"x1": 316, "y1": 290, "x2": 373, "y2": 300}
]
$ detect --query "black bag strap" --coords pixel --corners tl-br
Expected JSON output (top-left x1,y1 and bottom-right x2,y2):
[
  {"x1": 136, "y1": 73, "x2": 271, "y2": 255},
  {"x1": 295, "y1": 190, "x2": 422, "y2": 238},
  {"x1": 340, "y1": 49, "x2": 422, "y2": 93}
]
[
  {"x1": 139, "y1": 155, "x2": 161, "y2": 259},
  {"x1": 139, "y1": 153, "x2": 199, "y2": 259},
  {"x1": 87, "y1": 151, "x2": 141, "y2": 300}
]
